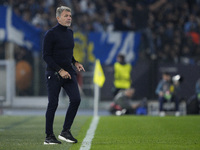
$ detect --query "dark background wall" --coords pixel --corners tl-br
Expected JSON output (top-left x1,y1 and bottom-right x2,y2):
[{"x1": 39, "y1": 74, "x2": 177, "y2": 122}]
[{"x1": 101, "y1": 61, "x2": 200, "y2": 101}]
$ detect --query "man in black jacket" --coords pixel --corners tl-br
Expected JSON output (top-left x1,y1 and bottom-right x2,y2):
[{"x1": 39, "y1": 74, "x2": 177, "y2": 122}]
[{"x1": 42, "y1": 6, "x2": 85, "y2": 144}]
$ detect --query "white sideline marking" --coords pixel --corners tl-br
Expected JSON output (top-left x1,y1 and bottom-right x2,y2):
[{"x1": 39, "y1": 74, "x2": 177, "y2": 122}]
[{"x1": 79, "y1": 116, "x2": 100, "y2": 150}]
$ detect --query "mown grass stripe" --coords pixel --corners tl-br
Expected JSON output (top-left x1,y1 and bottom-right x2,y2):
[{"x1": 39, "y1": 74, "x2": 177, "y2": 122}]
[{"x1": 1, "y1": 116, "x2": 34, "y2": 130}]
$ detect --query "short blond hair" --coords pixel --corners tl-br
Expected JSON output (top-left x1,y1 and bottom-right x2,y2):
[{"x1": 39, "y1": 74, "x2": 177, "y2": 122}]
[{"x1": 56, "y1": 6, "x2": 71, "y2": 17}]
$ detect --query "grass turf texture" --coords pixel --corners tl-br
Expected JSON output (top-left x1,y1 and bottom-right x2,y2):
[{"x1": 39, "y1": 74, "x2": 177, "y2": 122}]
[
  {"x1": 0, "y1": 116, "x2": 92, "y2": 150},
  {"x1": 0, "y1": 115, "x2": 200, "y2": 150},
  {"x1": 92, "y1": 116, "x2": 200, "y2": 150}
]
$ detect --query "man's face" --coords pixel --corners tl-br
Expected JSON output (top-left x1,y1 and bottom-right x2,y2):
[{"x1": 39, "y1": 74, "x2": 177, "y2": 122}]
[
  {"x1": 125, "y1": 89, "x2": 134, "y2": 98},
  {"x1": 163, "y1": 74, "x2": 171, "y2": 81},
  {"x1": 57, "y1": 10, "x2": 72, "y2": 27}
]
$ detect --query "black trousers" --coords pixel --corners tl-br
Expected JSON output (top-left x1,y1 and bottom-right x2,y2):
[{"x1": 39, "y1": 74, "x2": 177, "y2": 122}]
[{"x1": 45, "y1": 71, "x2": 81, "y2": 135}]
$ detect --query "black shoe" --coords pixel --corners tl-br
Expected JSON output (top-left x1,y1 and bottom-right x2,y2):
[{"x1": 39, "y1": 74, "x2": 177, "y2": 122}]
[
  {"x1": 58, "y1": 130, "x2": 78, "y2": 143},
  {"x1": 44, "y1": 134, "x2": 62, "y2": 145}
]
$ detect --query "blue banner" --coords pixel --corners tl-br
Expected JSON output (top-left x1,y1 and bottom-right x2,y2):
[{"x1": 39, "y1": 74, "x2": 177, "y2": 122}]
[
  {"x1": 0, "y1": 6, "x2": 41, "y2": 51},
  {"x1": 89, "y1": 32, "x2": 141, "y2": 65}
]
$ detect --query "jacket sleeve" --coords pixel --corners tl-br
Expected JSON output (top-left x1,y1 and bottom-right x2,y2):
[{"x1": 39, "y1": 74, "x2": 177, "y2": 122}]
[
  {"x1": 42, "y1": 30, "x2": 61, "y2": 72},
  {"x1": 72, "y1": 56, "x2": 78, "y2": 65},
  {"x1": 155, "y1": 81, "x2": 163, "y2": 95}
]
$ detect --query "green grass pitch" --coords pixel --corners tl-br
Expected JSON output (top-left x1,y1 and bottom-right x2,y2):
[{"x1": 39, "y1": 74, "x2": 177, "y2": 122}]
[{"x1": 0, "y1": 115, "x2": 200, "y2": 150}]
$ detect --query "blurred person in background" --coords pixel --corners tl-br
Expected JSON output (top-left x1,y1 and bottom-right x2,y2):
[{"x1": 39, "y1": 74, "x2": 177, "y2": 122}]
[
  {"x1": 187, "y1": 78, "x2": 200, "y2": 114},
  {"x1": 42, "y1": 6, "x2": 85, "y2": 145},
  {"x1": 112, "y1": 54, "x2": 132, "y2": 96},
  {"x1": 196, "y1": 78, "x2": 200, "y2": 98},
  {"x1": 155, "y1": 72, "x2": 180, "y2": 117},
  {"x1": 195, "y1": 78, "x2": 200, "y2": 111},
  {"x1": 109, "y1": 88, "x2": 147, "y2": 115}
]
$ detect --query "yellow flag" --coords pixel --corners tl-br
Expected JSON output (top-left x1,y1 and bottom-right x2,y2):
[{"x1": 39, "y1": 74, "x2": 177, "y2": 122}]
[{"x1": 93, "y1": 59, "x2": 105, "y2": 87}]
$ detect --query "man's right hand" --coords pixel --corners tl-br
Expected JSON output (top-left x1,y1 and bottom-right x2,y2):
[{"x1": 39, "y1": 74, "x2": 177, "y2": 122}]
[{"x1": 58, "y1": 69, "x2": 71, "y2": 79}]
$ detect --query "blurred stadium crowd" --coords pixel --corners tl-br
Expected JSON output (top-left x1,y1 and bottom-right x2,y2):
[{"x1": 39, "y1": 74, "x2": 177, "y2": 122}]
[{"x1": 1, "y1": 0, "x2": 200, "y2": 64}]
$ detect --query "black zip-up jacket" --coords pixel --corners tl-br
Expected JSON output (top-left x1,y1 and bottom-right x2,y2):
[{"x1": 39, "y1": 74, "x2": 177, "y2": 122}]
[{"x1": 42, "y1": 23, "x2": 77, "y2": 73}]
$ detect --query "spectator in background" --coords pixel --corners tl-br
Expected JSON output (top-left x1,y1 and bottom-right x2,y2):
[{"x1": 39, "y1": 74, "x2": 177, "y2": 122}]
[
  {"x1": 180, "y1": 45, "x2": 194, "y2": 64},
  {"x1": 187, "y1": 78, "x2": 200, "y2": 114},
  {"x1": 155, "y1": 72, "x2": 180, "y2": 117},
  {"x1": 195, "y1": 78, "x2": 200, "y2": 113},
  {"x1": 113, "y1": 0, "x2": 132, "y2": 31},
  {"x1": 157, "y1": 44, "x2": 173, "y2": 62},
  {"x1": 113, "y1": 54, "x2": 132, "y2": 96},
  {"x1": 195, "y1": 78, "x2": 200, "y2": 100},
  {"x1": 109, "y1": 88, "x2": 147, "y2": 115},
  {"x1": 184, "y1": 14, "x2": 198, "y2": 33}
]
